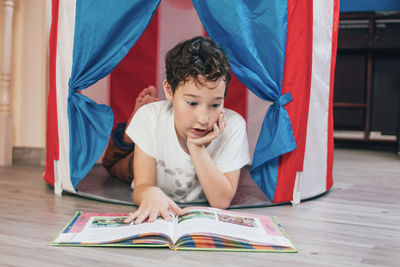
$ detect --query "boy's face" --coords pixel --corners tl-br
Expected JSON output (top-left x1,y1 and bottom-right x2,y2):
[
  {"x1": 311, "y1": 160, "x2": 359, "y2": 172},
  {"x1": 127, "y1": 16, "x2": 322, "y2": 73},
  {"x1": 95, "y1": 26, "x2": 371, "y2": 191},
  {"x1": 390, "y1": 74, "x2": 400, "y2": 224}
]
[{"x1": 163, "y1": 76, "x2": 226, "y2": 148}]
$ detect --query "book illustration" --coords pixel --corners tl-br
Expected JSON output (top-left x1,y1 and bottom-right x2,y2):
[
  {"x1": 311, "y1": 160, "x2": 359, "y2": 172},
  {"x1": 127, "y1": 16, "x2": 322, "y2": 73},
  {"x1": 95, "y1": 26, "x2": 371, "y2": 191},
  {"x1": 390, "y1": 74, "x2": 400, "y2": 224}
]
[
  {"x1": 217, "y1": 213, "x2": 257, "y2": 228},
  {"x1": 51, "y1": 207, "x2": 297, "y2": 252},
  {"x1": 177, "y1": 211, "x2": 216, "y2": 223},
  {"x1": 90, "y1": 217, "x2": 127, "y2": 228}
]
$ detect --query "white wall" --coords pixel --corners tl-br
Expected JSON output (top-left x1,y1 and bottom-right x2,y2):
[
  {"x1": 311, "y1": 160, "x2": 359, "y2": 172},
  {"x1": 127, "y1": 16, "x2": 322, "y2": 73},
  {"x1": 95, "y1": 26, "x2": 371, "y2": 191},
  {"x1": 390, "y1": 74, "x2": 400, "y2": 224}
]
[{"x1": 1, "y1": 0, "x2": 48, "y2": 149}]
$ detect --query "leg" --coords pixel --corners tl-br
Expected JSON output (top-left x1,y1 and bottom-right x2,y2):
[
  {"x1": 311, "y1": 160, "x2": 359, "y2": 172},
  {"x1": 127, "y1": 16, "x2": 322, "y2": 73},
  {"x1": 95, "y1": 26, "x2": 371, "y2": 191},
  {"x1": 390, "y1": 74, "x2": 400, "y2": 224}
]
[
  {"x1": 102, "y1": 135, "x2": 134, "y2": 183},
  {"x1": 133, "y1": 85, "x2": 158, "y2": 114}
]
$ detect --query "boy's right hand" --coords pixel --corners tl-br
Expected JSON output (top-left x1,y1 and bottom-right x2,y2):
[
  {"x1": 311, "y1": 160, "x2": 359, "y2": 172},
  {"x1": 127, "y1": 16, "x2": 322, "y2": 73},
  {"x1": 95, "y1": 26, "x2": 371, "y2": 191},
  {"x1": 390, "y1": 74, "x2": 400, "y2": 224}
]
[
  {"x1": 124, "y1": 187, "x2": 185, "y2": 224},
  {"x1": 187, "y1": 110, "x2": 226, "y2": 148}
]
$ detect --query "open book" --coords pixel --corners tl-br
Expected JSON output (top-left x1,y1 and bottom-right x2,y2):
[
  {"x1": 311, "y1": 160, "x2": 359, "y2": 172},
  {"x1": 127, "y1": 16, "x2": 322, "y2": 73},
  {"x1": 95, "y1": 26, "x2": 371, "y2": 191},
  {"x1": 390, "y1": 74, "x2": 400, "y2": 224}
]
[{"x1": 52, "y1": 207, "x2": 297, "y2": 252}]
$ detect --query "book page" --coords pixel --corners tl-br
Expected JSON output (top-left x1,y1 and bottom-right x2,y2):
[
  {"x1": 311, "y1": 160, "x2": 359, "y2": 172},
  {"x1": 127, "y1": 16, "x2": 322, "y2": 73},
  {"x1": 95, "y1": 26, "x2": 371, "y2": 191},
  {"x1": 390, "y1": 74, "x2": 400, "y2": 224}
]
[
  {"x1": 173, "y1": 208, "x2": 293, "y2": 248},
  {"x1": 53, "y1": 212, "x2": 174, "y2": 245}
]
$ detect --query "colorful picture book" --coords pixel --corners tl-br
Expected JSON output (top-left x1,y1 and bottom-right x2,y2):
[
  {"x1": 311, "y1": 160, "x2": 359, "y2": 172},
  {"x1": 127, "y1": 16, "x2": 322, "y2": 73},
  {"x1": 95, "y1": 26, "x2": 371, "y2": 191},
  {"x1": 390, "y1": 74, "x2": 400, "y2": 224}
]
[{"x1": 51, "y1": 207, "x2": 297, "y2": 252}]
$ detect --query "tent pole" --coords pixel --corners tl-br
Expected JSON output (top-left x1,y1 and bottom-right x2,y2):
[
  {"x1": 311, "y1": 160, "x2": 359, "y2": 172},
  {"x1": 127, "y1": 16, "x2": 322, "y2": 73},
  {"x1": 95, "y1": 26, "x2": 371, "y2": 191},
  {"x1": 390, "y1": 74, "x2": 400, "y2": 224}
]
[{"x1": 291, "y1": 172, "x2": 301, "y2": 206}]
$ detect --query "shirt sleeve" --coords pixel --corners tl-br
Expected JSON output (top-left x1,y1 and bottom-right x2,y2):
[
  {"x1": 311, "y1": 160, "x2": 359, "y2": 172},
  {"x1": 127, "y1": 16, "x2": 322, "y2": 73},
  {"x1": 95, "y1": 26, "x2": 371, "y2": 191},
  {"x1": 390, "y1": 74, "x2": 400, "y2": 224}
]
[
  {"x1": 125, "y1": 104, "x2": 156, "y2": 158},
  {"x1": 212, "y1": 110, "x2": 251, "y2": 173}
]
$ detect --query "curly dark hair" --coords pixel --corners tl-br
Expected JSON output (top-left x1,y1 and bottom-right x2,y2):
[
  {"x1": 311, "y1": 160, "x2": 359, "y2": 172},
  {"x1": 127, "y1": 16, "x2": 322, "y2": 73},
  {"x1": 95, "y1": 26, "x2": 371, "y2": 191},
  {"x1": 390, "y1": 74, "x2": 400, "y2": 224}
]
[{"x1": 165, "y1": 36, "x2": 231, "y2": 96}]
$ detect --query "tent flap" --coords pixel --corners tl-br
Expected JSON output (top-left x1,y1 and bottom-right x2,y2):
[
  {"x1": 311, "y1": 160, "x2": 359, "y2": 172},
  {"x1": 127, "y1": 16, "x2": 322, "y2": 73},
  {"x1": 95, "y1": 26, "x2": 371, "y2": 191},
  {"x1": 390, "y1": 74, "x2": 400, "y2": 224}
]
[
  {"x1": 67, "y1": 0, "x2": 161, "y2": 187},
  {"x1": 192, "y1": 0, "x2": 296, "y2": 200}
]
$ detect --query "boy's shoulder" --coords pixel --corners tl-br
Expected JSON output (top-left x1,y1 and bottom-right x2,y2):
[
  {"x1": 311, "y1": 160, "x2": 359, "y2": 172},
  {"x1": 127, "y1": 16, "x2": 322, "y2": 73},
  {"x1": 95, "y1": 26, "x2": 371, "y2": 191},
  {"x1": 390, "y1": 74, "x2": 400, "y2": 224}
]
[
  {"x1": 136, "y1": 100, "x2": 172, "y2": 116},
  {"x1": 224, "y1": 108, "x2": 246, "y2": 127}
]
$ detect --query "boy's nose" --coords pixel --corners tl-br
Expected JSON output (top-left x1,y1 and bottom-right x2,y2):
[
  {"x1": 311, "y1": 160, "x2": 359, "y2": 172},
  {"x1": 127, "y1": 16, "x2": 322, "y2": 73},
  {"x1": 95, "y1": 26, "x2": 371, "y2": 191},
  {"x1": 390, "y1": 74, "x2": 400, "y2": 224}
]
[{"x1": 196, "y1": 108, "x2": 209, "y2": 126}]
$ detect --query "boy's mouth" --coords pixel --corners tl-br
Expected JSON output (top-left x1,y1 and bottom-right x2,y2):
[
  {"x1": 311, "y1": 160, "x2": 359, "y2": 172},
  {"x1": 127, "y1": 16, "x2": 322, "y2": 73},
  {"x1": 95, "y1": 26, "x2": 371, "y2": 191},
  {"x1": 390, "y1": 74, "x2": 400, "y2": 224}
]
[{"x1": 190, "y1": 128, "x2": 211, "y2": 136}]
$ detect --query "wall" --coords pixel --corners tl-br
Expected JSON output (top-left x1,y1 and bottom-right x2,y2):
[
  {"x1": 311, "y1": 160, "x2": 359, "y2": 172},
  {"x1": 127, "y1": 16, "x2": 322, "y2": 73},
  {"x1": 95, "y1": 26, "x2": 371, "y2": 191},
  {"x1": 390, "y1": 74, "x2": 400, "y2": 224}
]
[
  {"x1": 13, "y1": 0, "x2": 47, "y2": 148},
  {"x1": 0, "y1": 0, "x2": 48, "y2": 164}
]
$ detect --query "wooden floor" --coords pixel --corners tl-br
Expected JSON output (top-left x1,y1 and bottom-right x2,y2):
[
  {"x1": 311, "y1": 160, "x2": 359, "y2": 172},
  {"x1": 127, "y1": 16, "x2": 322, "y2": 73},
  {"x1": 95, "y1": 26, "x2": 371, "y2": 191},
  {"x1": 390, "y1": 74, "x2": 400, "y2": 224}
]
[{"x1": 1, "y1": 148, "x2": 399, "y2": 266}]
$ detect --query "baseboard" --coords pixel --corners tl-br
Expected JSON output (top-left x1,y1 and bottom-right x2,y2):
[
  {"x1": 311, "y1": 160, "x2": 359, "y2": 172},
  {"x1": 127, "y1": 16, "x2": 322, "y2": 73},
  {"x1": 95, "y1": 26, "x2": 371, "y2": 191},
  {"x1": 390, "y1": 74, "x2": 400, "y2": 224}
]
[{"x1": 12, "y1": 147, "x2": 46, "y2": 166}]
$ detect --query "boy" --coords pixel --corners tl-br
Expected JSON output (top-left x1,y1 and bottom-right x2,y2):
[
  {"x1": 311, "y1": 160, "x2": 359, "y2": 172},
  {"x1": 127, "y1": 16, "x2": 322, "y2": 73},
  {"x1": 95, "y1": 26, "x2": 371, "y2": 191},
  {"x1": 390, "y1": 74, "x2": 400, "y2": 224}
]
[{"x1": 124, "y1": 36, "x2": 250, "y2": 224}]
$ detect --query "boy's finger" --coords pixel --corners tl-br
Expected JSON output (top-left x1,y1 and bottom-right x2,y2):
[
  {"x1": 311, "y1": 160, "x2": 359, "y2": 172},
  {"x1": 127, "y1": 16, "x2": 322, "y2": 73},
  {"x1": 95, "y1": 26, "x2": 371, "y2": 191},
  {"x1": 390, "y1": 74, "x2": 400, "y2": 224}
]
[
  {"x1": 169, "y1": 200, "x2": 185, "y2": 215},
  {"x1": 218, "y1": 113, "x2": 225, "y2": 134},
  {"x1": 182, "y1": 207, "x2": 191, "y2": 213},
  {"x1": 124, "y1": 208, "x2": 141, "y2": 223},
  {"x1": 124, "y1": 213, "x2": 134, "y2": 224},
  {"x1": 148, "y1": 208, "x2": 160, "y2": 223},
  {"x1": 160, "y1": 209, "x2": 171, "y2": 221},
  {"x1": 135, "y1": 209, "x2": 150, "y2": 224},
  {"x1": 213, "y1": 123, "x2": 220, "y2": 137},
  {"x1": 188, "y1": 136, "x2": 209, "y2": 145}
]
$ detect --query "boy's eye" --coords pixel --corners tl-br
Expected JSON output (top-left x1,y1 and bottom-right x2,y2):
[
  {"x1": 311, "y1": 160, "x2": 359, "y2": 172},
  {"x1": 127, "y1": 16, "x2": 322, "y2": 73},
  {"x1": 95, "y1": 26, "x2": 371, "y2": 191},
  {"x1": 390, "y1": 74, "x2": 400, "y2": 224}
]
[
  {"x1": 210, "y1": 103, "x2": 221, "y2": 108},
  {"x1": 187, "y1": 102, "x2": 198, "y2": 106}
]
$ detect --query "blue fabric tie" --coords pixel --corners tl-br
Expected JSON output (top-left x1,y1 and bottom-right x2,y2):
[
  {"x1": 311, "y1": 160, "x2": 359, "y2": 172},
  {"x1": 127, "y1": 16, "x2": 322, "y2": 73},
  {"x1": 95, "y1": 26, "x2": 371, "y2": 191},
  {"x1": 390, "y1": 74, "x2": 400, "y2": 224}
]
[{"x1": 274, "y1": 92, "x2": 293, "y2": 106}]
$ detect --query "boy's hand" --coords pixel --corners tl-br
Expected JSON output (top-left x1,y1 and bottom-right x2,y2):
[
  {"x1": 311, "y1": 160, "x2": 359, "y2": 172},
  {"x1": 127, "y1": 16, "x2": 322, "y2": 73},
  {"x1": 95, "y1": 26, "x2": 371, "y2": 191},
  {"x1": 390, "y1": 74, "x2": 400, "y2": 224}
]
[
  {"x1": 124, "y1": 187, "x2": 185, "y2": 224},
  {"x1": 187, "y1": 110, "x2": 226, "y2": 147}
]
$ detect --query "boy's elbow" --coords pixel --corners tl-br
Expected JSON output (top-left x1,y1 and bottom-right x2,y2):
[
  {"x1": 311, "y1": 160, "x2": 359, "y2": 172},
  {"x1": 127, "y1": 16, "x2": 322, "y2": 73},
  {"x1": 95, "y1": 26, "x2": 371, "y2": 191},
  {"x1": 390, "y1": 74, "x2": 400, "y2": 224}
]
[
  {"x1": 208, "y1": 185, "x2": 237, "y2": 209},
  {"x1": 209, "y1": 199, "x2": 231, "y2": 210}
]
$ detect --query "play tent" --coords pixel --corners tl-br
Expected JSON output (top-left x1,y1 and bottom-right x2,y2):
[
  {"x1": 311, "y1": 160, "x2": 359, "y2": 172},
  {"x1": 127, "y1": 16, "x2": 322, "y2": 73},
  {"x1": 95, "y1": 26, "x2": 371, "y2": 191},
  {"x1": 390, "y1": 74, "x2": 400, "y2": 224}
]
[{"x1": 44, "y1": 0, "x2": 339, "y2": 205}]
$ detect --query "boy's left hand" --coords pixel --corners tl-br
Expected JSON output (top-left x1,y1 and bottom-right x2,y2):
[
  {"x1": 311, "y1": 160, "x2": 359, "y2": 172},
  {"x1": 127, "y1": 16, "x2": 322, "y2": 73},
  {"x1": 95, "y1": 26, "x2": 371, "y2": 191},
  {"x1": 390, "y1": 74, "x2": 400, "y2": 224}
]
[{"x1": 187, "y1": 110, "x2": 226, "y2": 147}]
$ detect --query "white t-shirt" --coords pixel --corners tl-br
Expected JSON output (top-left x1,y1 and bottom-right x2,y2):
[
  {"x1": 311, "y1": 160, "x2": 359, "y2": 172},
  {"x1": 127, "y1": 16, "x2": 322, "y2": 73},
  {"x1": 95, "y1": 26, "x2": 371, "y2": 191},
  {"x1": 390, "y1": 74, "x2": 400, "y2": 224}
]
[{"x1": 126, "y1": 101, "x2": 250, "y2": 203}]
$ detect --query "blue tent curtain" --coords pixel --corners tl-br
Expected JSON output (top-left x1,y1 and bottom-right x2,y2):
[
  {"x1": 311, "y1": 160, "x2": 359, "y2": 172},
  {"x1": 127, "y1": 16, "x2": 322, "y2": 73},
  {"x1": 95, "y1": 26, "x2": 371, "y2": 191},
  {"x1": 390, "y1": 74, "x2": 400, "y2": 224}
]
[
  {"x1": 68, "y1": 0, "x2": 161, "y2": 188},
  {"x1": 192, "y1": 0, "x2": 297, "y2": 200}
]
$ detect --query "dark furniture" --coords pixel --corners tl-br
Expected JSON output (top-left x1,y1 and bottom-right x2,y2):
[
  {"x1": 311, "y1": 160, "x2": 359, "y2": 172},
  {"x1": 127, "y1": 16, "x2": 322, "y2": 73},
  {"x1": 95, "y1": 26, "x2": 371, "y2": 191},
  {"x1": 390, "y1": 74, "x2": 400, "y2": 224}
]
[{"x1": 333, "y1": 11, "x2": 400, "y2": 153}]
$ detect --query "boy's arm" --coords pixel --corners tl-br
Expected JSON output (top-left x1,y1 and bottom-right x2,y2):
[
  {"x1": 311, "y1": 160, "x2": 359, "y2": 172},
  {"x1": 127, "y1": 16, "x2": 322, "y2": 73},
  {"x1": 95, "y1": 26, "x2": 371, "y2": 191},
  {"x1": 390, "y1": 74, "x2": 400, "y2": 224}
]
[
  {"x1": 124, "y1": 145, "x2": 184, "y2": 224},
  {"x1": 189, "y1": 144, "x2": 240, "y2": 209},
  {"x1": 187, "y1": 112, "x2": 240, "y2": 209}
]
